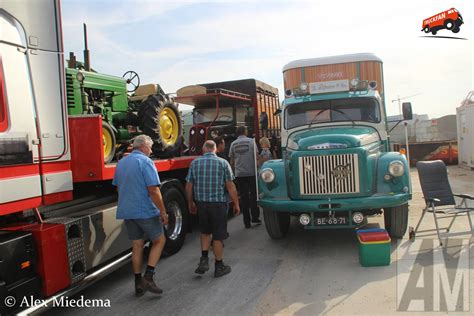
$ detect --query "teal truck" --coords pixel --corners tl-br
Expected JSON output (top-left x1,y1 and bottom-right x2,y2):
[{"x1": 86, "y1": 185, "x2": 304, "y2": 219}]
[{"x1": 258, "y1": 53, "x2": 412, "y2": 239}]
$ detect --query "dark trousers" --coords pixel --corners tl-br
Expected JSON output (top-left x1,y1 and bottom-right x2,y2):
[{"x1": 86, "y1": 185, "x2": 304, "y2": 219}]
[{"x1": 235, "y1": 176, "x2": 259, "y2": 225}]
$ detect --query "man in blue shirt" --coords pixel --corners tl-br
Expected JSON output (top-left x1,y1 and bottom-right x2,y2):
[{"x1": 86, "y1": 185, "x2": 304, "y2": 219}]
[
  {"x1": 186, "y1": 140, "x2": 240, "y2": 278},
  {"x1": 113, "y1": 135, "x2": 169, "y2": 297}
]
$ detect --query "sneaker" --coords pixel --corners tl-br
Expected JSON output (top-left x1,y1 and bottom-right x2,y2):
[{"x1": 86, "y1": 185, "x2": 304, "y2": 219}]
[
  {"x1": 195, "y1": 256, "x2": 209, "y2": 274},
  {"x1": 143, "y1": 273, "x2": 163, "y2": 295},
  {"x1": 214, "y1": 263, "x2": 231, "y2": 278},
  {"x1": 135, "y1": 277, "x2": 145, "y2": 297},
  {"x1": 252, "y1": 219, "x2": 262, "y2": 225}
]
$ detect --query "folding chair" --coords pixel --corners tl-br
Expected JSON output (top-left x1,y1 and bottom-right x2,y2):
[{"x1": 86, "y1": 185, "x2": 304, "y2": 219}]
[{"x1": 410, "y1": 160, "x2": 474, "y2": 246}]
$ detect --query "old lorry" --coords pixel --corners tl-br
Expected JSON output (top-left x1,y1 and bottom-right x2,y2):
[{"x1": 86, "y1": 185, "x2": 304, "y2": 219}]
[
  {"x1": 175, "y1": 79, "x2": 280, "y2": 157},
  {"x1": 0, "y1": 1, "x2": 192, "y2": 314},
  {"x1": 258, "y1": 53, "x2": 412, "y2": 239}
]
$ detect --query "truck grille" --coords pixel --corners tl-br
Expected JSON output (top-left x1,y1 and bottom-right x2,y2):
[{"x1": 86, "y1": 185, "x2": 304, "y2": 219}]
[
  {"x1": 299, "y1": 154, "x2": 360, "y2": 195},
  {"x1": 65, "y1": 73, "x2": 75, "y2": 108}
]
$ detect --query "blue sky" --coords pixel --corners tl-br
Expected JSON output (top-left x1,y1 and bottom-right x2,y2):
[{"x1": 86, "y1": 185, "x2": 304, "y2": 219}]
[{"x1": 61, "y1": 0, "x2": 473, "y2": 118}]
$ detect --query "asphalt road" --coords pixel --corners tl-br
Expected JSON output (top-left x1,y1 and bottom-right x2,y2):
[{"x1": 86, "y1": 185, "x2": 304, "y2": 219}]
[{"x1": 47, "y1": 166, "x2": 474, "y2": 316}]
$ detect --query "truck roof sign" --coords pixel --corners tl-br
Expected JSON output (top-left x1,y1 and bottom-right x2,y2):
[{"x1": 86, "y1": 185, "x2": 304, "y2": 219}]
[{"x1": 309, "y1": 80, "x2": 350, "y2": 94}]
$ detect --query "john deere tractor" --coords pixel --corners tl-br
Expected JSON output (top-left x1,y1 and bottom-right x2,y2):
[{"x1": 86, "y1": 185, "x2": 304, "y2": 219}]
[{"x1": 65, "y1": 24, "x2": 182, "y2": 162}]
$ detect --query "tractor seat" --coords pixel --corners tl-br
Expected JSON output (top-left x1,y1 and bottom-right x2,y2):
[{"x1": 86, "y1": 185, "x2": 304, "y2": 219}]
[{"x1": 129, "y1": 84, "x2": 158, "y2": 102}]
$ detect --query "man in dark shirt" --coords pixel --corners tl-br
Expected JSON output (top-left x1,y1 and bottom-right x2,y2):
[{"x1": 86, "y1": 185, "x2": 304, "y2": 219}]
[{"x1": 229, "y1": 126, "x2": 260, "y2": 228}]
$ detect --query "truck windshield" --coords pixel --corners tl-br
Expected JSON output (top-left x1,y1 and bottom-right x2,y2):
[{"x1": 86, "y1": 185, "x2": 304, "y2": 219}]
[
  {"x1": 193, "y1": 107, "x2": 233, "y2": 124},
  {"x1": 285, "y1": 97, "x2": 381, "y2": 129}
]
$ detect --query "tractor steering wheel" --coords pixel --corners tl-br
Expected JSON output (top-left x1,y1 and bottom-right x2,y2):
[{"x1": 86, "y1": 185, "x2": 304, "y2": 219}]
[{"x1": 122, "y1": 71, "x2": 140, "y2": 93}]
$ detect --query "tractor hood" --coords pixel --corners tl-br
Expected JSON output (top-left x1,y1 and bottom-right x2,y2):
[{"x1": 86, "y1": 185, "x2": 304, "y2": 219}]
[{"x1": 289, "y1": 126, "x2": 380, "y2": 150}]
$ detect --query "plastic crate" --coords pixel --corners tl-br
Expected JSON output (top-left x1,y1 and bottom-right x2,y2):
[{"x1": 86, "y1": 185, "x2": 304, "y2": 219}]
[{"x1": 357, "y1": 229, "x2": 391, "y2": 267}]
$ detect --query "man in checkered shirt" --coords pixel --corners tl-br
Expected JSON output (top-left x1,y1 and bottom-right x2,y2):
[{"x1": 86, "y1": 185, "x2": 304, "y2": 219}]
[{"x1": 185, "y1": 140, "x2": 240, "y2": 277}]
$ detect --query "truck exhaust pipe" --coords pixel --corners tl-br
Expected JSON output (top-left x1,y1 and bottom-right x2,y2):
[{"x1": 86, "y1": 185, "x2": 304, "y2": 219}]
[{"x1": 83, "y1": 23, "x2": 90, "y2": 71}]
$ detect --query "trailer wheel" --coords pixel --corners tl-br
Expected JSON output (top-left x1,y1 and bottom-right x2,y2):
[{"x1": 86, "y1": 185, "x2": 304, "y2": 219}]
[
  {"x1": 384, "y1": 204, "x2": 409, "y2": 239},
  {"x1": 102, "y1": 121, "x2": 116, "y2": 163},
  {"x1": 138, "y1": 95, "x2": 183, "y2": 158},
  {"x1": 263, "y1": 208, "x2": 290, "y2": 239},
  {"x1": 162, "y1": 186, "x2": 188, "y2": 256}
]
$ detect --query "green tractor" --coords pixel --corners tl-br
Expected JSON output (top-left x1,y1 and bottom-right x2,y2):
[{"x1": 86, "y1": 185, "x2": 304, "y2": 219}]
[{"x1": 65, "y1": 25, "x2": 182, "y2": 162}]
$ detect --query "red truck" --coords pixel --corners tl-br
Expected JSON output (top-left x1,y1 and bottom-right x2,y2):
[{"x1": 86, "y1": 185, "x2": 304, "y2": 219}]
[
  {"x1": 176, "y1": 79, "x2": 281, "y2": 158},
  {"x1": 421, "y1": 8, "x2": 463, "y2": 35}
]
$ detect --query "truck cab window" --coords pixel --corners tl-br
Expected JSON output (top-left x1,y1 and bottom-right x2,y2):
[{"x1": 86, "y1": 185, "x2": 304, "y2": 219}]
[{"x1": 285, "y1": 97, "x2": 380, "y2": 129}]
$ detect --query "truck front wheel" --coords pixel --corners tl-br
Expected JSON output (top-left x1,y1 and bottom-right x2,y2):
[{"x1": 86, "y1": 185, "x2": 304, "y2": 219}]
[
  {"x1": 384, "y1": 204, "x2": 409, "y2": 239},
  {"x1": 263, "y1": 208, "x2": 290, "y2": 239}
]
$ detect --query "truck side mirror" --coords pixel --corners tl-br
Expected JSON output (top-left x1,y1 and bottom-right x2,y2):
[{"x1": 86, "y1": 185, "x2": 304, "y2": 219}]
[{"x1": 402, "y1": 102, "x2": 413, "y2": 121}]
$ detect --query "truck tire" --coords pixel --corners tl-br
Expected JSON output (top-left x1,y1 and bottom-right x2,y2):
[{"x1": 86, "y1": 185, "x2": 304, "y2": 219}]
[
  {"x1": 444, "y1": 20, "x2": 455, "y2": 30},
  {"x1": 138, "y1": 95, "x2": 183, "y2": 158},
  {"x1": 384, "y1": 204, "x2": 409, "y2": 239},
  {"x1": 263, "y1": 208, "x2": 290, "y2": 239},
  {"x1": 162, "y1": 186, "x2": 188, "y2": 256}
]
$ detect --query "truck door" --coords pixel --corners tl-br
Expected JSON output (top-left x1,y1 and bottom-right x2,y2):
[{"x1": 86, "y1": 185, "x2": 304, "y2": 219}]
[{"x1": 0, "y1": 10, "x2": 42, "y2": 215}]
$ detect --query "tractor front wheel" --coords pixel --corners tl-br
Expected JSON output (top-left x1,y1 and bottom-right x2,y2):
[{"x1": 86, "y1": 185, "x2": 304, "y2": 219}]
[{"x1": 102, "y1": 121, "x2": 116, "y2": 163}]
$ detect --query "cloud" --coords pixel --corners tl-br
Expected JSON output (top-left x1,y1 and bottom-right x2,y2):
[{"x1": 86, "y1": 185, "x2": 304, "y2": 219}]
[{"x1": 61, "y1": 0, "x2": 473, "y2": 118}]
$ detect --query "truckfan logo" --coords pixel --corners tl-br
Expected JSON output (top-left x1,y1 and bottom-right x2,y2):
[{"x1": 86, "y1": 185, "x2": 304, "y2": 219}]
[
  {"x1": 421, "y1": 8, "x2": 464, "y2": 37},
  {"x1": 331, "y1": 164, "x2": 351, "y2": 180}
]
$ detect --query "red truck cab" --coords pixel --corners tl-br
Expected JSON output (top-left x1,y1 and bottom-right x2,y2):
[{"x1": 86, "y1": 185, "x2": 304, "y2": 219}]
[{"x1": 421, "y1": 8, "x2": 463, "y2": 35}]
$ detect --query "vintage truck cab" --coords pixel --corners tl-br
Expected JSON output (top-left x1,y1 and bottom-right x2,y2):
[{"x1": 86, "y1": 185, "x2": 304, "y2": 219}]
[{"x1": 258, "y1": 53, "x2": 412, "y2": 239}]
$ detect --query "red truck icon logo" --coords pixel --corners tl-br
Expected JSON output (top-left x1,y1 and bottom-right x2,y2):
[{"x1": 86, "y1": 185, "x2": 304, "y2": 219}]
[{"x1": 421, "y1": 8, "x2": 463, "y2": 35}]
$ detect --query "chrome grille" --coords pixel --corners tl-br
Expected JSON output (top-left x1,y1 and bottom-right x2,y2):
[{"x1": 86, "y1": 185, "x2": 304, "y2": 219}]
[{"x1": 299, "y1": 154, "x2": 360, "y2": 195}]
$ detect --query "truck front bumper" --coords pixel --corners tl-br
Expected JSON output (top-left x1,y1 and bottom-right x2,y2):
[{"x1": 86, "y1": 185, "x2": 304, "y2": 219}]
[{"x1": 258, "y1": 193, "x2": 411, "y2": 212}]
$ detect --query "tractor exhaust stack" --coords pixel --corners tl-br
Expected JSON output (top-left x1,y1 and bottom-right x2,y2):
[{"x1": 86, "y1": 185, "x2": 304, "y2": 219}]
[{"x1": 83, "y1": 23, "x2": 90, "y2": 71}]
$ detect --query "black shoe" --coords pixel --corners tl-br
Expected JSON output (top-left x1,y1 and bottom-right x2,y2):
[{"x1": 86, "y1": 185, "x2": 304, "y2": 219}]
[
  {"x1": 195, "y1": 256, "x2": 209, "y2": 274},
  {"x1": 252, "y1": 219, "x2": 262, "y2": 225},
  {"x1": 143, "y1": 273, "x2": 163, "y2": 294},
  {"x1": 214, "y1": 263, "x2": 231, "y2": 278},
  {"x1": 135, "y1": 277, "x2": 145, "y2": 297},
  {"x1": 245, "y1": 223, "x2": 251, "y2": 229}
]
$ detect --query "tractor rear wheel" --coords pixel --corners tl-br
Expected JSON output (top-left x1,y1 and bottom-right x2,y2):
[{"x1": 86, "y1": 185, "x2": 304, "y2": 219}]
[
  {"x1": 102, "y1": 121, "x2": 116, "y2": 163},
  {"x1": 138, "y1": 95, "x2": 183, "y2": 158}
]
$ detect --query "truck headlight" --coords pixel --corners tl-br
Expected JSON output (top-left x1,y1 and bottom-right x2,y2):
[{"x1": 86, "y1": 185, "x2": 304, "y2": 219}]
[
  {"x1": 388, "y1": 160, "x2": 404, "y2": 177},
  {"x1": 287, "y1": 138, "x2": 299, "y2": 150},
  {"x1": 260, "y1": 168, "x2": 275, "y2": 183}
]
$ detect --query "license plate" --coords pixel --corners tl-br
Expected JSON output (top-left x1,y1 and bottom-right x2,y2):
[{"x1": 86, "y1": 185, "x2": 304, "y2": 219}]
[{"x1": 315, "y1": 217, "x2": 347, "y2": 225}]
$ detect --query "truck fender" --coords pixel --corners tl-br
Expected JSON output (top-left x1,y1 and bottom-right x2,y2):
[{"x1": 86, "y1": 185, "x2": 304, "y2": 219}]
[{"x1": 376, "y1": 152, "x2": 411, "y2": 195}]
